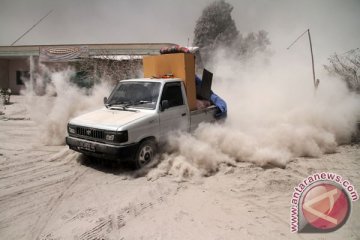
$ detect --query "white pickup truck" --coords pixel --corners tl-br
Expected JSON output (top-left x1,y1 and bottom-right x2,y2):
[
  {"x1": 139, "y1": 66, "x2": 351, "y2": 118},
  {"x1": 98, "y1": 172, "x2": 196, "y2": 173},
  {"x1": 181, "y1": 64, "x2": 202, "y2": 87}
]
[{"x1": 66, "y1": 78, "x2": 225, "y2": 168}]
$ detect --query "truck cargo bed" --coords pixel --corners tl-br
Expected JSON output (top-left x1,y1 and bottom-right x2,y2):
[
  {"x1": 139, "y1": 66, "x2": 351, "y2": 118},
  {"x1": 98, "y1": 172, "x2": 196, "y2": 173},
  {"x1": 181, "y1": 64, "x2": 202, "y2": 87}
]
[{"x1": 190, "y1": 105, "x2": 217, "y2": 132}]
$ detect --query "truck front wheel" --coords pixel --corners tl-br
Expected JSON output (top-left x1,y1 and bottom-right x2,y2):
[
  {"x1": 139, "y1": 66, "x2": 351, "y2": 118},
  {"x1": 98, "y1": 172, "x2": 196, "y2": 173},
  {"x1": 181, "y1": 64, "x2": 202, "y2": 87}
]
[{"x1": 134, "y1": 139, "x2": 157, "y2": 169}]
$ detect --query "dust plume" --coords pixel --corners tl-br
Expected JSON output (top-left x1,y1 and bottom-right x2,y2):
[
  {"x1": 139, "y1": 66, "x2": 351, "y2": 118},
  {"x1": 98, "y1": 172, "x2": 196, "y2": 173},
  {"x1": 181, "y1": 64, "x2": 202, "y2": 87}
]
[
  {"x1": 149, "y1": 49, "x2": 360, "y2": 179},
  {"x1": 22, "y1": 59, "x2": 111, "y2": 145},
  {"x1": 21, "y1": 53, "x2": 360, "y2": 178},
  {"x1": 147, "y1": 131, "x2": 236, "y2": 181}
]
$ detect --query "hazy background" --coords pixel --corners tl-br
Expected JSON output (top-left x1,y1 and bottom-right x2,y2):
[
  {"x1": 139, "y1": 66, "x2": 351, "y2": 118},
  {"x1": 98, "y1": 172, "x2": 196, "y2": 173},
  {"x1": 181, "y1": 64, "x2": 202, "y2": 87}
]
[
  {"x1": 0, "y1": 0, "x2": 359, "y2": 66},
  {"x1": 2, "y1": 0, "x2": 359, "y2": 174}
]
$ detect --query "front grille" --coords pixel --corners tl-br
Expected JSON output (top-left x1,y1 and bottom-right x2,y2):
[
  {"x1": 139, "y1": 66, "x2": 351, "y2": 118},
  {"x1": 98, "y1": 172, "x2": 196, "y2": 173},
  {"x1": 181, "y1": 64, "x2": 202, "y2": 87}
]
[{"x1": 76, "y1": 127, "x2": 104, "y2": 139}]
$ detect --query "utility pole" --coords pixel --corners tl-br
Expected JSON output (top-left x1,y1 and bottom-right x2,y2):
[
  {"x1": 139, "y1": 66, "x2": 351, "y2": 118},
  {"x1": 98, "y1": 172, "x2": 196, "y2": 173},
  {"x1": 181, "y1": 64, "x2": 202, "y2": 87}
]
[{"x1": 287, "y1": 29, "x2": 319, "y2": 90}]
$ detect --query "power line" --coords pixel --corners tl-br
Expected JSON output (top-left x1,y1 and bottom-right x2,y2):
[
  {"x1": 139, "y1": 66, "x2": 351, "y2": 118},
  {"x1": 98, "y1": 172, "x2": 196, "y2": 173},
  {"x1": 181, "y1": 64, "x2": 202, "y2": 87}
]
[
  {"x1": 286, "y1": 29, "x2": 308, "y2": 50},
  {"x1": 10, "y1": 9, "x2": 54, "y2": 46}
]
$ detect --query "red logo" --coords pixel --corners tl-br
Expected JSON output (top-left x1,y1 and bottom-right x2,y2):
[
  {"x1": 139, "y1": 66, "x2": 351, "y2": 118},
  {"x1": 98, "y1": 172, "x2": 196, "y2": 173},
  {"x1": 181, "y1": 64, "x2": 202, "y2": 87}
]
[{"x1": 301, "y1": 183, "x2": 350, "y2": 231}]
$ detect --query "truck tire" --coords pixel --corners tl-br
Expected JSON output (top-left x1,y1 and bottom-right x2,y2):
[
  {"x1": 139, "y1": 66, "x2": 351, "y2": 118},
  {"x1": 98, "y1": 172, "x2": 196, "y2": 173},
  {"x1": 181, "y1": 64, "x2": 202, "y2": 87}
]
[{"x1": 134, "y1": 139, "x2": 157, "y2": 169}]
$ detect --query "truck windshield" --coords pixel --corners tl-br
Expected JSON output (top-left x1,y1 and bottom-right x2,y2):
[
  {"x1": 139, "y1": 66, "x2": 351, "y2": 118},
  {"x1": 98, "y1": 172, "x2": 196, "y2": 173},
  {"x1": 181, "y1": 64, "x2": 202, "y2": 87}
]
[{"x1": 106, "y1": 81, "x2": 161, "y2": 110}]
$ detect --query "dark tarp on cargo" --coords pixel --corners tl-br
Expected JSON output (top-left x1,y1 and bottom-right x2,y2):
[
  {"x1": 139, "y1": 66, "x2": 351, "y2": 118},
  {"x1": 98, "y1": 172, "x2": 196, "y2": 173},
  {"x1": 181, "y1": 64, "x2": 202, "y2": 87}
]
[{"x1": 195, "y1": 75, "x2": 227, "y2": 118}]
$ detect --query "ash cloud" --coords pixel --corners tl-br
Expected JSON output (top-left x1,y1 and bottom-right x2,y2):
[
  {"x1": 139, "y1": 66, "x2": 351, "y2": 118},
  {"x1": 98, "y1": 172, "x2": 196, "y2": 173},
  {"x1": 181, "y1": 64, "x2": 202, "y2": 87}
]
[
  {"x1": 20, "y1": 50, "x2": 360, "y2": 180},
  {"x1": 22, "y1": 58, "x2": 111, "y2": 145},
  {"x1": 148, "y1": 49, "x2": 360, "y2": 180}
]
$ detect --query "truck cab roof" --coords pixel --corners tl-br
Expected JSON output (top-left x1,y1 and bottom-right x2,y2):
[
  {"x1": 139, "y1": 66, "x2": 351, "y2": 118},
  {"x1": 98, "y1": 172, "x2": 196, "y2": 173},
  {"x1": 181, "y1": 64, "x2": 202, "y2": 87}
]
[{"x1": 120, "y1": 78, "x2": 182, "y2": 84}]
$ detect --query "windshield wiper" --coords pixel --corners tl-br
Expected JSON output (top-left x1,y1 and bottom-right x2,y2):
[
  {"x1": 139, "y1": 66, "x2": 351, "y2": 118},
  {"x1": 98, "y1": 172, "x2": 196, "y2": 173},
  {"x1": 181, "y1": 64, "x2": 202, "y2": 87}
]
[
  {"x1": 107, "y1": 100, "x2": 153, "y2": 110},
  {"x1": 133, "y1": 100, "x2": 153, "y2": 105}
]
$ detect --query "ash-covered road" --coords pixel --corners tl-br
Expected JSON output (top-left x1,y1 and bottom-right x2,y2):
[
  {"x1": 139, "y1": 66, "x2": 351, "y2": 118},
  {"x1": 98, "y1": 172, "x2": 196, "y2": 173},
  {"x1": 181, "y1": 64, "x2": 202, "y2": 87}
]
[{"x1": 0, "y1": 97, "x2": 359, "y2": 240}]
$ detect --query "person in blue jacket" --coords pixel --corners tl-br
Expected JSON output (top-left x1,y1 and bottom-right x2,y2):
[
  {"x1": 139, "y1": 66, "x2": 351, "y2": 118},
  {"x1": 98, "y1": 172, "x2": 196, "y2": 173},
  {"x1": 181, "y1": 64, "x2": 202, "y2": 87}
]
[{"x1": 195, "y1": 75, "x2": 227, "y2": 118}]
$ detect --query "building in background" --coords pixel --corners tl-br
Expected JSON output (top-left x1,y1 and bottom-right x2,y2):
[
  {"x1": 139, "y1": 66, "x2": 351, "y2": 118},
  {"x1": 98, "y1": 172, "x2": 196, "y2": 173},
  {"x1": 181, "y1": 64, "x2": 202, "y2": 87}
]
[{"x1": 0, "y1": 43, "x2": 174, "y2": 94}]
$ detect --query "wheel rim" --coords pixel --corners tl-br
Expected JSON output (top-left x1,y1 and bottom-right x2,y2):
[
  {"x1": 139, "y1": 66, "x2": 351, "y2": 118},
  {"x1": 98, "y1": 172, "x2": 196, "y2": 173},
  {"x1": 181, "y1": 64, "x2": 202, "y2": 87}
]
[{"x1": 138, "y1": 145, "x2": 153, "y2": 166}]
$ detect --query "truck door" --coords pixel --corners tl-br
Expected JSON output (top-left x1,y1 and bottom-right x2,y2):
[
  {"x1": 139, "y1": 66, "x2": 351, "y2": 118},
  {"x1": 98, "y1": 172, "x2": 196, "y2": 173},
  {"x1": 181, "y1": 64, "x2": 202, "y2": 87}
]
[{"x1": 159, "y1": 82, "x2": 190, "y2": 140}]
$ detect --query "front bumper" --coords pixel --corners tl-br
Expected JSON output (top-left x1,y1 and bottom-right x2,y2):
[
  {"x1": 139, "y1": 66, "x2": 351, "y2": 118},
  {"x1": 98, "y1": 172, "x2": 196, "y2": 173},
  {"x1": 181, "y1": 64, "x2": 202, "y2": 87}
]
[{"x1": 66, "y1": 136, "x2": 138, "y2": 161}]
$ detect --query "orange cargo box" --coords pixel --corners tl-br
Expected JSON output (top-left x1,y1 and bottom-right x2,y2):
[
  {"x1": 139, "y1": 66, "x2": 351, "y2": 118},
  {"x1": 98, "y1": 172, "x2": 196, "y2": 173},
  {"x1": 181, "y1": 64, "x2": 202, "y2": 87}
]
[{"x1": 143, "y1": 53, "x2": 197, "y2": 111}]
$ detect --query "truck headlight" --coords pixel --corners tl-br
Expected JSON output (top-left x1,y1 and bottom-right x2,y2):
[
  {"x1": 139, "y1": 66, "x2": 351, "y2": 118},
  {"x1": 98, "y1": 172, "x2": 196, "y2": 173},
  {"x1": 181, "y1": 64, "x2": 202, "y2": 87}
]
[
  {"x1": 104, "y1": 131, "x2": 128, "y2": 143},
  {"x1": 105, "y1": 134, "x2": 115, "y2": 141},
  {"x1": 68, "y1": 125, "x2": 76, "y2": 134},
  {"x1": 116, "y1": 131, "x2": 128, "y2": 143}
]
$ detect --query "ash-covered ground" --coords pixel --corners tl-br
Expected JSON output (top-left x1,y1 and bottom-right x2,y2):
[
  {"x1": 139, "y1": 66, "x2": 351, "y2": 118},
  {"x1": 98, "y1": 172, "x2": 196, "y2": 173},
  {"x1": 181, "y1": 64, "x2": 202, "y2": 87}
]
[{"x1": 0, "y1": 95, "x2": 359, "y2": 240}]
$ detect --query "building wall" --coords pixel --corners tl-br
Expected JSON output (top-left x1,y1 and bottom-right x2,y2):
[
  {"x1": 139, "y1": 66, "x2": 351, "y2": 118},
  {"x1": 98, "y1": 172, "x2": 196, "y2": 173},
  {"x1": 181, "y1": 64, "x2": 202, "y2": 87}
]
[
  {"x1": 9, "y1": 58, "x2": 29, "y2": 94},
  {"x1": 0, "y1": 57, "x2": 143, "y2": 94},
  {"x1": 0, "y1": 59, "x2": 9, "y2": 89}
]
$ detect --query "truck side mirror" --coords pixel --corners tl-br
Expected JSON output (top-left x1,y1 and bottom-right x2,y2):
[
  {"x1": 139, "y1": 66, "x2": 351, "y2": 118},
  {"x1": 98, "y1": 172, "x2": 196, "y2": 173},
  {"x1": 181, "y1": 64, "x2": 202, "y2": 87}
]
[
  {"x1": 103, "y1": 97, "x2": 108, "y2": 104},
  {"x1": 161, "y1": 100, "x2": 169, "y2": 111}
]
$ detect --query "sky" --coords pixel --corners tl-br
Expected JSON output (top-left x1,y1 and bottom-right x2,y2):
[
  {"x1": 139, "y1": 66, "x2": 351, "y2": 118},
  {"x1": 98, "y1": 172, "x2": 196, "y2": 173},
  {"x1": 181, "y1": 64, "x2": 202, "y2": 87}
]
[{"x1": 0, "y1": 0, "x2": 359, "y2": 66}]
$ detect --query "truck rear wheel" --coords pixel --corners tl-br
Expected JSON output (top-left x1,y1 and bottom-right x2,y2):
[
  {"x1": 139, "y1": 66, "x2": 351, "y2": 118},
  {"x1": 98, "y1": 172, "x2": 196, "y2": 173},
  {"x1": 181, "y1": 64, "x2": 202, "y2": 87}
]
[{"x1": 134, "y1": 139, "x2": 157, "y2": 169}]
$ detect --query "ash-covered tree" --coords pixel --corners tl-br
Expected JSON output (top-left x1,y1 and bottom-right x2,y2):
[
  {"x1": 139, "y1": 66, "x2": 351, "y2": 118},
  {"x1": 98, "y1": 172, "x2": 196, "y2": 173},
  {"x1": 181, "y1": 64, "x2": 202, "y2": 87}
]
[
  {"x1": 193, "y1": 0, "x2": 238, "y2": 65},
  {"x1": 324, "y1": 49, "x2": 360, "y2": 93},
  {"x1": 193, "y1": 0, "x2": 238, "y2": 49},
  {"x1": 234, "y1": 30, "x2": 271, "y2": 59},
  {"x1": 193, "y1": 0, "x2": 270, "y2": 66}
]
